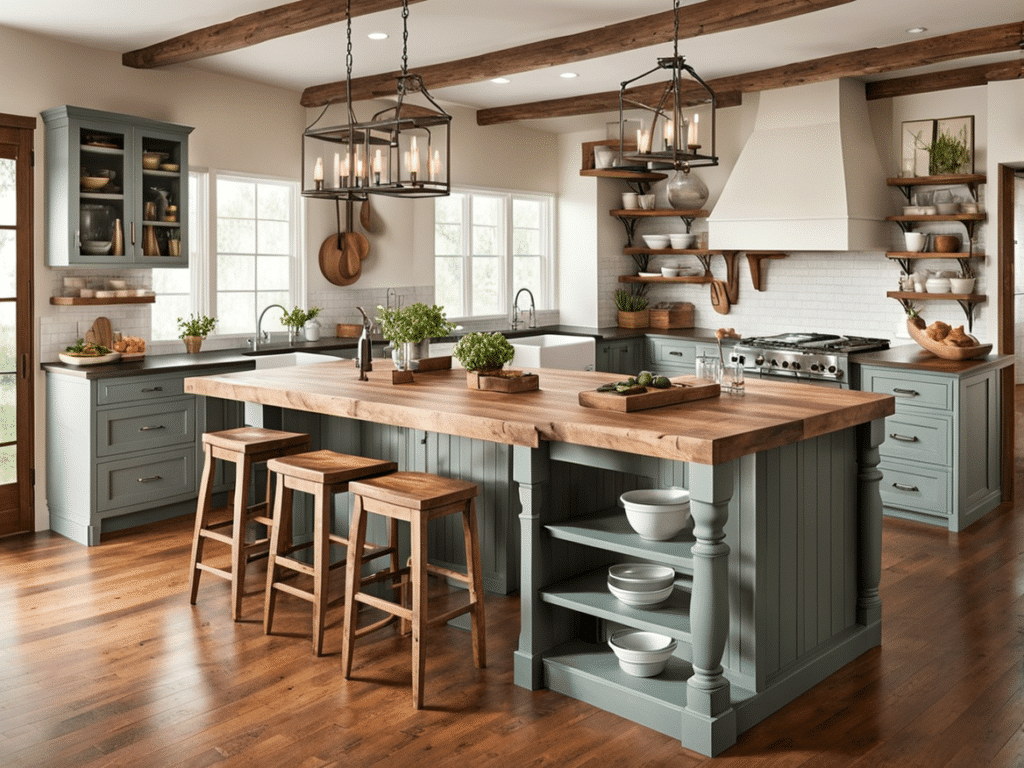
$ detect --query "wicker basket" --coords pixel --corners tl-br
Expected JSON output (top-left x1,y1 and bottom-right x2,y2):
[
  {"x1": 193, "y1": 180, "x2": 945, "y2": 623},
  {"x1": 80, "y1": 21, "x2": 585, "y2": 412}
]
[{"x1": 617, "y1": 309, "x2": 650, "y2": 329}]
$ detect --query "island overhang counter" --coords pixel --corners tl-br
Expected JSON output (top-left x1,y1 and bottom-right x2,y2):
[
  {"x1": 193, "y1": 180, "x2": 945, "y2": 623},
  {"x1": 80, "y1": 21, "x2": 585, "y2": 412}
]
[{"x1": 184, "y1": 361, "x2": 895, "y2": 757}]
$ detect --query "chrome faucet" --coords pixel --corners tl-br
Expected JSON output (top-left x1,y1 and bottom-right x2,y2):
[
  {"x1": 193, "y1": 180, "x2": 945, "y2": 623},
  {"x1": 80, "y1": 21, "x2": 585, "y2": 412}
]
[
  {"x1": 250, "y1": 304, "x2": 287, "y2": 351},
  {"x1": 356, "y1": 306, "x2": 373, "y2": 380},
  {"x1": 510, "y1": 288, "x2": 536, "y2": 331}
]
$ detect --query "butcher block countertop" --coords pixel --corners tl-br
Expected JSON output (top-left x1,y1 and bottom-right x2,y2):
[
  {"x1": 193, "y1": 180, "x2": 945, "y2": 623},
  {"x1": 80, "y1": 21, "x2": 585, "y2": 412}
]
[{"x1": 184, "y1": 360, "x2": 894, "y2": 466}]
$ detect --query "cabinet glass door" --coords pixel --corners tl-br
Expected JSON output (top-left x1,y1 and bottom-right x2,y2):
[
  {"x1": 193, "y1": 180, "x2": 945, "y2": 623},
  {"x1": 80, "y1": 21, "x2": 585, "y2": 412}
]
[
  {"x1": 136, "y1": 127, "x2": 187, "y2": 267},
  {"x1": 76, "y1": 121, "x2": 129, "y2": 264}
]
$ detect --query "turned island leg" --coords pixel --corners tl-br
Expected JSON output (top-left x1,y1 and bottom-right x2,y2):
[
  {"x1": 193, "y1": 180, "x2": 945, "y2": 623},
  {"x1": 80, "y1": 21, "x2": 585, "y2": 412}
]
[
  {"x1": 683, "y1": 461, "x2": 737, "y2": 756},
  {"x1": 857, "y1": 418, "x2": 885, "y2": 628}
]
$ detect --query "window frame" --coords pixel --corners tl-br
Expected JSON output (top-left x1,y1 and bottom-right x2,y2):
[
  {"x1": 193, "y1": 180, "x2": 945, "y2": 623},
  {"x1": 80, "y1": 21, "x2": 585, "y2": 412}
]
[{"x1": 434, "y1": 186, "x2": 555, "y2": 322}]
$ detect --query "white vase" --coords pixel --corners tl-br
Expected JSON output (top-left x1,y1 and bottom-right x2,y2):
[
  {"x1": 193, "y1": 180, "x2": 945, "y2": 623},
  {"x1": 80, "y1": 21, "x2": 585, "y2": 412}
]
[{"x1": 304, "y1": 319, "x2": 321, "y2": 341}]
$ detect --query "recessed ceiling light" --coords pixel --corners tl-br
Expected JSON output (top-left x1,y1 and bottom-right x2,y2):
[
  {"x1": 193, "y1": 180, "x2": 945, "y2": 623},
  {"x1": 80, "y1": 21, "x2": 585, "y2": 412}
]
[
  {"x1": 906, "y1": 27, "x2": 927, "y2": 34},
  {"x1": 491, "y1": 77, "x2": 511, "y2": 84},
  {"x1": 560, "y1": 72, "x2": 578, "y2": 79},
  {"x1": 367, "y1": 32, "x2": 388, "y2": 40}
]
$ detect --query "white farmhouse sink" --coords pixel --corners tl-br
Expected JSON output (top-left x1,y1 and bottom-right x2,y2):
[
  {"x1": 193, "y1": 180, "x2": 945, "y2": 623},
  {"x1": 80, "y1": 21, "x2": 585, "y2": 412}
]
[
  {"x1": 510, "y1": 334, "x2": 595, "y2": 371},
  {"x1": 249, "y1": 351, "x2": 331, "y2": 369}
]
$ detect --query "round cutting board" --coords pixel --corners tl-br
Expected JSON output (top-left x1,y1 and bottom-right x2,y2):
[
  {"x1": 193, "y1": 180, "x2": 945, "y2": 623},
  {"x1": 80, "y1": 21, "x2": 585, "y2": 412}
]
[{"x1": 318, "y1": 234, "x2": 357, "y2": 286}]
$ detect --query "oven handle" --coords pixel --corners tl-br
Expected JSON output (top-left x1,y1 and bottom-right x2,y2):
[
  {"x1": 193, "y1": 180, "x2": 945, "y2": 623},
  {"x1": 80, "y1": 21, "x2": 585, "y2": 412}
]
[
  {"x1": 892, "y1": 388, "x2": 920, "y2": 397},
  {"x1": 892, "y1": 482, "x2": 919, "y2": 493},
  {"x1": 889, "y1": 433, "x2": 919, "y2": 443}
]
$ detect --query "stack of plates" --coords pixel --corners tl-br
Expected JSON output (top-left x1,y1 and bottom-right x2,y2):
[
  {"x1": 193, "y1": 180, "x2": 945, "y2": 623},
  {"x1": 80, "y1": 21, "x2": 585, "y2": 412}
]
[{"x1": 607, "y1": 563, "x2": 675, "y2": 606}]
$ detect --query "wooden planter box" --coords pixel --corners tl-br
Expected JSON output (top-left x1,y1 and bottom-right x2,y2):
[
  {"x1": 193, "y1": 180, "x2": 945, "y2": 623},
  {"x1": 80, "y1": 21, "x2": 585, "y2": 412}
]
[
  {"x1": 617, "y1": 309, "x2": 649, "y2": 329},
  {"x1": 649, "y1": 303, "x2": 695, "y2": 329},
  {"x1": 467, "y1": 369, "x2": 540, "y2": 393}
]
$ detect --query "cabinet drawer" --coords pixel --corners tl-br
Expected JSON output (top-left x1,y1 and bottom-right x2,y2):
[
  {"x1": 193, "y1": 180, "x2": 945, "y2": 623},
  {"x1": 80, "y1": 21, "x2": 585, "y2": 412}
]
[
  {"x1": 879, "y1": 461, "x2": 950, "y2": 518},
  {"x1": 96, "y1": 374, "x2": 185, "y2": 405},
  {"x1": 864, "y1": 370, "x2": 951, "y2": 412},
  {"x1": 96, "y1": 397, "x2": 196, "y2": 457},
  {"x1": 648, "y1": 338, "x2": 695, "y2": 369},
  {"x1": 97, "y1": 447, "x2": 197, "y2": 512},
  {"x1": 879, "y1": 412, "x2": 951, "y2": 467}
]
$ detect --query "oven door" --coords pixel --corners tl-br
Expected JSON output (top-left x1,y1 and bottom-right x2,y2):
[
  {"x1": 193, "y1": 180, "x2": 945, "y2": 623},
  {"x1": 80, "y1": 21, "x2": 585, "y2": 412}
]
[{"x1": 742, "y1": 367, "x2": 849, "y2": 389}]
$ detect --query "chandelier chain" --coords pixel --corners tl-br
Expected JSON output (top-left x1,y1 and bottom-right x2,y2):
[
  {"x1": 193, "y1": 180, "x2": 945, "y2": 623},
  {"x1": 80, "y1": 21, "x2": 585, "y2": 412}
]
[
  {"x1": 401, "y1": 0, "x2": 410, "y2": 77},
  {"x1": 345, "y1": 0, "x2": 355, "y2": 122},
  {"x1": 673, "y1": 0, "x2": 680, "y2": 60}
]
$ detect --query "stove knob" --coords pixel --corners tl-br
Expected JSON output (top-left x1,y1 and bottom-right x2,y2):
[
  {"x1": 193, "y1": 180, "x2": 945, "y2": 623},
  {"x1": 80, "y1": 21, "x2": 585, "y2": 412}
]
[
  {"x1": 828, "y1": 365, "x2": 837, "y2": 373},
  {"x1": 754, "y1": 355, "x2": 764, "y2": 366},
  {"x1": 791, "y1": 362, "x2": 801, "y2": 370},
  {"x1": 810, "y1": 363, "x2": 819, "y2": 372},
  {"x1": 770, "y1": 359, "x2": 778, "y2": 367},
  {"x1": 781, "y1": 361, "x2": 789, "y2": 368}
]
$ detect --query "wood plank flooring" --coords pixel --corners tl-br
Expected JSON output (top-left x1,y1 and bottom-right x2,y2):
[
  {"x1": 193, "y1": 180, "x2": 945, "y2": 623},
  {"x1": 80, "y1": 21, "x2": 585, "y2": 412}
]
[{"x1": 2, "y1": 471, "x2": 1023, "y2": 766}]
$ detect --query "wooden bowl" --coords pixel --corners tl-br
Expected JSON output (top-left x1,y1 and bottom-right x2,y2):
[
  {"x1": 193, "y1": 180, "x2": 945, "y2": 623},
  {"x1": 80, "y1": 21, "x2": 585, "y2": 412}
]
[
  {"x1": 932, "y1": 234, "x2": 961, "y2": 253},
  {"x1": 80, "y1": 176, "x2": 108, "y2": 190},
  {"x1": 906, "y1": 317, "x2": 991, "y2": 360}
]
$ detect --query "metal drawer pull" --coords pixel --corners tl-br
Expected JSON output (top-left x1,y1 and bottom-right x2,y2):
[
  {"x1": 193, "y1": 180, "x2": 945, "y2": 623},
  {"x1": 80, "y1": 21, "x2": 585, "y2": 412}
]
[
  {"x1": 137, "y1": 475, "x2": 163, "y2": 483},
  {"x1": 669, "y1": 350, "x2": 684, "y2": 356},
  {"x1": 138, "y1": 425, "x2": 165, "y2": 432},
  {"x1": 140, "y1": 387, "x2": 164, "y2": 392},
  {"x1": 892, "y1": 388, "x2": 919, "y2": 397},
  {"x1": 892, "y1": 482, "x2": 919, "y2": 492},
  {"x1": 889, "y1": 433, "x2": 919, "y2": 443}
]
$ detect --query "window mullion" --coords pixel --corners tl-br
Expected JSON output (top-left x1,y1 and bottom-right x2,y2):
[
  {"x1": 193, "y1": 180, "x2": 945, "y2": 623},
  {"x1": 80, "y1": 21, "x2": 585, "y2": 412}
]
[{"x1": 463, "y1": 193, "x2": 473, "y2": 316}]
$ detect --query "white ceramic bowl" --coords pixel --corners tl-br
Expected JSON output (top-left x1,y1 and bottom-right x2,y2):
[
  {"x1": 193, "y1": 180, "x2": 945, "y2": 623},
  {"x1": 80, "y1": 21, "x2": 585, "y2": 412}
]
[
  {"x1": 608, "y1": 630, "x2": 677, "y2": 677},
  {"x1": 608, "y1": 582, "x2": 674, "y2": 607},
  {"x1": 108, "y1": 279, "x2": 128, "y2": 289},
  {"x1": 925, "y1": 277, "x2": 951, "y2": 294},
  {"x1": 594, "y1": 148, "x2": 617, "y2": 169},
  {"x1": 661, "y1": 267, "x2": 679, "y2": 278},
  {"x1": 919, "y1": 206, "x2": 938, "y2": 215},
  {"x1": 949, "y1": 277, "x2": 976, "y2": 294},
  {"x1": 668, "y1": 233, "x2": 695, "y2": 249},
  {"x1": 81, "y1": 240, "x2": 112, "y2": 255},
  {"x1": 608, "y1": 563, "x2": 676, "y2": 591},
  {"x1": 638, "y1": 272, "x2": 661, "y2": 278},
  {"x1": 935, "y1": 202, "x2": 960, "y2": 215},
  {"x1": 619, "y1": 488, "x2": 690, "y2": 541},
  {"x1": 642, "y1": 235, "x2": 670, "y2": 250}
]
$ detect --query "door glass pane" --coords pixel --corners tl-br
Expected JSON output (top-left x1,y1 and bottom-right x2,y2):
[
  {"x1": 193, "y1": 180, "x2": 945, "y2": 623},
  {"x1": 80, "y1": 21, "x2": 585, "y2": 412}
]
[
  {"x1": 0, "y1": 158, "x2": 14, "y2": 226},
  {"x1": 0, "y1": 374, "x2": 15, "y2": 443},
  {"x1": 0, "y1": 302, "x2": 14, "y2": 373},
  {"x1": 0, "y1": 231, "x2": 15, "y2": 297},
  {"x1": 0, "y1": 445, "x2": 15, "y2": 485}
]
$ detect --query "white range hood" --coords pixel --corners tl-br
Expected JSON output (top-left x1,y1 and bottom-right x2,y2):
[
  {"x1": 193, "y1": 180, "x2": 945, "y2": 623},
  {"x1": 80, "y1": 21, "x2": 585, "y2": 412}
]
[{"x1": 708, "y1": 79, "x2": 889, "y2": 252}]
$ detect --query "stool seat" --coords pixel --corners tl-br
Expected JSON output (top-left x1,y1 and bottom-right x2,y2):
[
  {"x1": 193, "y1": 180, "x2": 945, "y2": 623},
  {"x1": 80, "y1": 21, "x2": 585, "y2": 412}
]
[
  {"x1": 342, "y1": 471, "x2": 486, "y2": 709},
  {"x1": 264, "y1": 450, "x2": 398, "y2": 655},
  {"x1": 188, "y1": 427, "x2": 311, "y2": 621}
]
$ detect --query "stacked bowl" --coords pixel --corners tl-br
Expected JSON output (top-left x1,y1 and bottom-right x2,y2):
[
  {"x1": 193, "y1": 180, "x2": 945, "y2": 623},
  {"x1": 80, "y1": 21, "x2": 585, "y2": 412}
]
[
  {"x1": 619, "y1": 488, "x2": 690, "y2": 540},
  {"x1": 608, "y1": 629, "x2": 677, "y2": 677},
  {"x1": 607, "y1": 563, "x2": 676, "y2": 606}
]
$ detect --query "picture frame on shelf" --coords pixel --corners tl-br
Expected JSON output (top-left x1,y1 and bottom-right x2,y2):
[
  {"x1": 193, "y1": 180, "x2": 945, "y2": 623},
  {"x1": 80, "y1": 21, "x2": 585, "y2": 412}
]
[
  {"x1": 935, "y1": 115, "x2": 974, "y2": 173},
  {"x1": 901, "y1": 119, "x2": 934, "y2": 177}
]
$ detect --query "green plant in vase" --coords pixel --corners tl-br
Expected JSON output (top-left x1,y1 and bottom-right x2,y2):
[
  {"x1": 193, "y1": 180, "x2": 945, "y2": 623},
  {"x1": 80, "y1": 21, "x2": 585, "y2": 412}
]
[
  {"x1": 177, "y1": 314, "x2": 216, "y2": 353},
  {"x1": 376, "y1": 302, "x2": 456, "y2": 369},
  {"x1": 281, "y1": 306, "x2": 322, "y2": 342},
  {"x1": 917, "y1": 127, "x2": 971, "y2": 175},
  {"x1": 452, "y1": 332, "x2": 516, "y2": 373}
]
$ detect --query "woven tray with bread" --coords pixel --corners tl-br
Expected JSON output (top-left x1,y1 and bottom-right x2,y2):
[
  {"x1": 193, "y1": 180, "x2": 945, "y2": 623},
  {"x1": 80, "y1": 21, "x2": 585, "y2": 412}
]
[
  {"x1": 112, "y1": 335, "x2": 146, "y2": 361},
  {"x1": 906, "y1": 314, "x2": 991, "y2": 361}
]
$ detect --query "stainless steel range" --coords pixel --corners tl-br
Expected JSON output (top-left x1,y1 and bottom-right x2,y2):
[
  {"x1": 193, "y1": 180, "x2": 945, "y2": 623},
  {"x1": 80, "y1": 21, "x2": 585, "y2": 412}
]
[{"x1": 731, "y1": 333, "x2": 889, "y2": 388}]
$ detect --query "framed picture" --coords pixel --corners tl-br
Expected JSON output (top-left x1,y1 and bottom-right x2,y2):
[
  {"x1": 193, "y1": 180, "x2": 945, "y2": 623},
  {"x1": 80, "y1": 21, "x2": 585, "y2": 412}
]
[
  {"x1": 901, "y1": 119, "x2": 934, "y2": 177},
  {"x1": 936, "y1": 115, "x2": 975, "y2": 173}
]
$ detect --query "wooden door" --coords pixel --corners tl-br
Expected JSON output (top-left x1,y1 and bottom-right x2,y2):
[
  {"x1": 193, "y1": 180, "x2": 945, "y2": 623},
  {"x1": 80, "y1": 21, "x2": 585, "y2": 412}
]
[{"x1": 0, "y1": 114, "x2": 35, "y2": 537}]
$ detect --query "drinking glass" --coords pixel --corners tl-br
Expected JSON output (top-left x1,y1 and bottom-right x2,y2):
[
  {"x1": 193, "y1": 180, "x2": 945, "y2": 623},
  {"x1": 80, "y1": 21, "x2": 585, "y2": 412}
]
[
  {"x1": 724, "y1": 361, "x2": 745, "y2": 394},
  {"x1": 695, "y1": 354, "x2": 721, "y2": 384}
]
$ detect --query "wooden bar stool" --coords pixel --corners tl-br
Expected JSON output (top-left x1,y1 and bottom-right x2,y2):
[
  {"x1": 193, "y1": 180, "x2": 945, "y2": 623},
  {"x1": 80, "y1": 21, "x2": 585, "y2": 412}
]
[
  {"x1": 263, "y1": 449, "x2": 398, "y2": 655},
  {"x1": 188, "y1": 427, "x2": 311, "y2": 621},
  {"x1": 341, "y1": 471, "x2": 486, "y2": 709}
]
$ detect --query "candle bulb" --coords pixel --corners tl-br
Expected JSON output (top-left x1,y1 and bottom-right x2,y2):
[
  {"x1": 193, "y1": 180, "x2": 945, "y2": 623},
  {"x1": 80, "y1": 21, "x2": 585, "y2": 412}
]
[
  {"x1": 333, "y1": 153, "x2": 340, "y2": 187},
  {"x1": 663, "y1": 119, "x2": 673, "y2": 150},
  {"x1": 430, "y1": 150, "x2": 440, "y2": 181},
  {"x1": 313, "y1": 156, "x2": 323, "y2": 190},
  {"x1": 341, "y1": 153, "x2": 350, "y2": 181},
  {"x1": 636, "y1": 128, "x2": 643, "y2": 153},
  {"x1": 688, "y1": 113, "x2": 699, "y2": 148},
  {"x1": 356, "y1": 157, "x2": 363, "y2": 186},
  {"x1": 372, "y1": 149, "x2": 383, "y2": 185},
  {"x1": 408, "y1": 137, "x2": 420, "y2": 183}
]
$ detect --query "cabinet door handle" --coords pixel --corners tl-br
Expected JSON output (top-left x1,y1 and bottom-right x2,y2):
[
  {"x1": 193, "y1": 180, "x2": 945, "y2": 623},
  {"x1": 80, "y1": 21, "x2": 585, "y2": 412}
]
[
  {"x1": 137, "y1": 475, "x2": 163, "y2": 483},
  {"x1": 669, "y1": 350, "x2": 684, "y2": 357},
  {"x1": 892, "y1": 482, "x2": 919, "y2": 492},
  {"x1": 138, "y1": 425, "x2": 165, "y2": 432},
  {"x1": 140, "y1": 387, "x2": 163, "y2": 392},
  {"x1": 889, "y1": 433, "x2": 919, "y2": 443},
  {"x1": 130, "y1": 221, "x2": 136, "y2": 245},
  {"x1": 892, "y1": 388, "x2": 919, "y2": 397}
]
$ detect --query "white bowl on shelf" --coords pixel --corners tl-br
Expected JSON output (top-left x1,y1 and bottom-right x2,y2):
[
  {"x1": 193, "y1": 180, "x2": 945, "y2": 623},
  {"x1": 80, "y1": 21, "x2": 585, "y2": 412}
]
[
  {"x1": 949, "y1": 277, "x2": 976, "y2": 294},
  {"x1": 661, "y1": 266, "x2": 679, "y2": 277},
  {"x1": 935, "y1": 202, "x2": 960, "y2": 215},
  {"x1": 925, "y1": 277, "x2": 951, "y2": 293},
  {"x1": 608, "y1": 630, "x2": 677, "y2": 677},
  {"x1": 619, "y1": 488, "x2": 690, "y2": 540},
  {"x1": 608, "y1": 582, "x2": 674, "y2": 606},
  {"x1": 638, "y1": 271, "x2": 660, "y2": 278},
  {"x1": 668, "y1": 233, "x2": 695, "y2": 249},
  {"x1": 642, "y1": 235, "x2": 670, "y2": 250},
  {"x1": 608, "y1": 563, "x2": 676, "y2": 591}
]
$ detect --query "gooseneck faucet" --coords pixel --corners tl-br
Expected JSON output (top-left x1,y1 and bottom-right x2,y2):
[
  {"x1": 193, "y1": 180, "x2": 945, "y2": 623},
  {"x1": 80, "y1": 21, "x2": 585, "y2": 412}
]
[
  {"x1": 356, "y1": 306, "x2": 373, "y2": 380},
  {"x1": 250, "y1": 304, "x2": 287, "y2": 351},
  {"x1": 510, "y1": 287, "x2": 536, "y2": 331}
]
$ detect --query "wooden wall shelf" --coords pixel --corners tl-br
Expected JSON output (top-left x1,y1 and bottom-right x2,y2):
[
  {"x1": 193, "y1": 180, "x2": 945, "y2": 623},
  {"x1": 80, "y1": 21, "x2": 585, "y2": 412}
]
[
  {"x1": 886, "y1": 173, "x2": 986, "y2": 203},
  {"x1": 619, "y1": 274, "x2": 713, "y2": 285},
  {"x1": 51, "y1": 295, "x2": 156, "y2": 306},
  {"x1": 580, "y1": 169, "x2": 667, "y2": 182},
  {"x1": 886, "y1": 291, "x2": 986, "y2": 331}
]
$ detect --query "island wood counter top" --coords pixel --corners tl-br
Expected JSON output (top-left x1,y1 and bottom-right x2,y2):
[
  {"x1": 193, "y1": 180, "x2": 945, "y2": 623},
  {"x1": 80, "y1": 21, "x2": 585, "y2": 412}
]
[{"x1": 184, "y1": 360, "x2": 894, "y2": 465}]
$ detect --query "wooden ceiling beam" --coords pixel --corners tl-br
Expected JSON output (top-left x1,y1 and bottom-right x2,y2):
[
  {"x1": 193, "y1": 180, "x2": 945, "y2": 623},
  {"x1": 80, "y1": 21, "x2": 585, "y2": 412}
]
[
  {"x1": 477, "y1": 20, "x2": 1024, "y2": 125},
  {"x1": 300, "y1": 0, "x2": 855, "y2": 107},
  {"x1": 123, "y1": 0, "x2": 427, "y2": 69},
  {"x1": 865, "y1": 59, "x2": 1024, "y2": 101}
]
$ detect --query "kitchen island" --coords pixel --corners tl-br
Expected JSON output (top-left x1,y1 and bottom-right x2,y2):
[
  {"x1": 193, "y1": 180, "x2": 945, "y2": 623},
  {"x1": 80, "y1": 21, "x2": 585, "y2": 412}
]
[{"x1": 184, "y1": 360, "x2": 894, "y2": 757}]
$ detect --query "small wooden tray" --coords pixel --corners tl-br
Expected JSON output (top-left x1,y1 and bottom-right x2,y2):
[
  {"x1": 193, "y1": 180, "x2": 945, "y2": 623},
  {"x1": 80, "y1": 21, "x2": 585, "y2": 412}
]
[
  {"x1": 579, "y1": 378, "x2": 720, "y2": 412},
  {"x1": 336, "y1": 323, "x2": 363, "y2": 338},
  {"x1": 467, "y1": 370, "x2": 539, "y2": 393}
]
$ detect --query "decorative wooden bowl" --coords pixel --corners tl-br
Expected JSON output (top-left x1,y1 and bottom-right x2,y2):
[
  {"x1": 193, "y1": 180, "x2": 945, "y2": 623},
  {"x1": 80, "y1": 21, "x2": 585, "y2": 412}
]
[{"x1": 906, "y1": 317, "x2": 992, "y2": 360}]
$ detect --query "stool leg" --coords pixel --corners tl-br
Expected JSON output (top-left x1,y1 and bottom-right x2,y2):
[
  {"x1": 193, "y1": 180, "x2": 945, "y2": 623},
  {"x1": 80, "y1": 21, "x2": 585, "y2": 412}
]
[
  {"x1": 264, "y1": 476, "x2": 291, "y2": 635},
  {"x1": 188, "y1": 444, "x2": 216, "y2": 605},
  {"x1": 462, "y1": 498, "x2": 487, "y2": 669},
  {"x1": 341, "y1": 494, "x2": 368, "y2": 679},
  {"x1": 411, "y1": 514, "x2": 428, "y2": 709},
  {"x1": 230, "y1": 454, "x2": 253, "y2": 621},
  {"x1": 312, "y1": 483, "x2": 331, "y2": 656}
]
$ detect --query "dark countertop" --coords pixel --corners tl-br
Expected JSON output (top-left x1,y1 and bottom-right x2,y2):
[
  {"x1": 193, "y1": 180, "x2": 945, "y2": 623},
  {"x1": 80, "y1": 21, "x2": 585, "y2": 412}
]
[
  {"x1": 42, "y1": 324, "x2": 732, "y2": 379},
  {"x1": 854, "y1": 344, "x2": 1015, "y2": 376}
]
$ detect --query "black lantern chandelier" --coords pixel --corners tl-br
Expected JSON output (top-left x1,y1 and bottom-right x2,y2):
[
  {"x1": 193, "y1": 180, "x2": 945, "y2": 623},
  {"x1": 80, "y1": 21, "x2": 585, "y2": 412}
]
[
  {"x1": 616, "y1": 0, "x2": 718, "y2": 172},
  {"x1": 301, "y1": 0, "x2": 451, "y2": 201}
]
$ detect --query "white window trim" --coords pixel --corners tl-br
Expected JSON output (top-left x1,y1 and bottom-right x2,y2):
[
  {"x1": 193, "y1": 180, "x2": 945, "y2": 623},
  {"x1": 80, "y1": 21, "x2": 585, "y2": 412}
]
[{"x1": 438, "y1": 185, "x2": 555, "y2": 323}]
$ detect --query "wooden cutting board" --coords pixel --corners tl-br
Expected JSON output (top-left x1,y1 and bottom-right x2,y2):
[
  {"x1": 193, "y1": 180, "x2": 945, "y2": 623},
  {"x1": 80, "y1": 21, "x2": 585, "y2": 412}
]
[
  {"x1": 87, "y1": 316, "x2": 113, "y2": 348},
  {"x1": 579, "y1": 379, "x2": 720, "y2": 412}
]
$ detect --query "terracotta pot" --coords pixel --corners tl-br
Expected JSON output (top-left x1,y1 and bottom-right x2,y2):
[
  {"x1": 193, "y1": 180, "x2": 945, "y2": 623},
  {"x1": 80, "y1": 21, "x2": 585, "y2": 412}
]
[{"x1": 183, "y1": 335, "x2": 203, "y2": 354}]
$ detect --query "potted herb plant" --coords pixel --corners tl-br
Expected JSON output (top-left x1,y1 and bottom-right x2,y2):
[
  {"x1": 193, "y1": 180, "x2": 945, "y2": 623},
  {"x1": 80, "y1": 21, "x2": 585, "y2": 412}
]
[
  {"x1": 615, "y1": 288, "x2": 650, "y2": 329},
  {"x1": 281, "y1": 306, "x2": 322, "y2": 343},
  {"x1": 177, "y1": 313, "x2": 216, "y2": 354},
  {"x1": 918, "y1": 127, "x2": 972, "y2": 175},
  {"x1": 376, "y1": 302, "x2": 456, "y2": 369},
  {"x1": 452, "y1": 332, "x2": 537, "y2": 391}
]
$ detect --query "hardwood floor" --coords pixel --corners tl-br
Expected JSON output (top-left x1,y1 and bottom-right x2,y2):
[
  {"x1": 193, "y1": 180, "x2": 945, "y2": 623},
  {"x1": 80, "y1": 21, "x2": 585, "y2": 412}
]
[{"x1": 2, "y1": 475, "x2": 1023, "y2": 766}]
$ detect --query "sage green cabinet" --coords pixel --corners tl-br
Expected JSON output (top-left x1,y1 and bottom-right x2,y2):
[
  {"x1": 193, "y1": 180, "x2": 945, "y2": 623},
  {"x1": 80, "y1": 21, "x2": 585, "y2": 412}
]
[
  {"x1": 644, "y1": 336, "x2": 720, "y2": 376},
  {"x1": 42, "y1": 105, "x2": 192, "y2": 267},
  {"x1": 46, "y1": 366, "x2": 244, "y2": 545},
  {"x1": 594, "y1": 337, "x2": 644, "y2": 374},
  {"x1": 860, "y1": 363, "x2": 1002, "y2": 531}
]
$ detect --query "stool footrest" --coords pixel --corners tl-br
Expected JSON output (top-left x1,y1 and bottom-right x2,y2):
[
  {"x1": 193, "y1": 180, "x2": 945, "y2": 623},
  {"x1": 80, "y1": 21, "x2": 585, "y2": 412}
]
[
  {"x1": 424, "y1": 563, "x2": 470, "y2": 584},
  {"x1": 275, "y1": 556, "x2": 316, "y2": 577},
  {"x1": 359, "y1": 564, "x2": 408, "y2": 588},
  {"x1": 271, "y1": 581, "x2": 316, "y2": 603},
  {"x1": 199, "y1": 529, "x2": 234, "y2": 546},
  {"x1": 354, "y1": 614, "x2": 398, "y2": 638},
  {"x1": 427, "y1": 603, "x2": 475, "y2": 627},
  {"x1": 354, "y1": 591, "x2": 412, "y2": 620},
  {"x1": 195, "y1": 562, "x2": 231, "y2": 581}
]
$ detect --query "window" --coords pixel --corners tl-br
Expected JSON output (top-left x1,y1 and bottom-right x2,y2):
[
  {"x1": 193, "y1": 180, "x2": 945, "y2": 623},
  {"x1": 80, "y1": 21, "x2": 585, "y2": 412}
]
[
  {"x1": 434, "y1": 189, "x2": 553, "y2": 319},
  {"x1": 151, "y1": 171, "x2": 301, "y2": 341}
]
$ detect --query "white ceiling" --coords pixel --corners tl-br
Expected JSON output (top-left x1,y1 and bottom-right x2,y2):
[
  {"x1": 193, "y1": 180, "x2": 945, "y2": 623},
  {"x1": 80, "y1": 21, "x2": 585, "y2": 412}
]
[{"x1": 2, "y1": 0, "x2": 1021, "y2": 131}]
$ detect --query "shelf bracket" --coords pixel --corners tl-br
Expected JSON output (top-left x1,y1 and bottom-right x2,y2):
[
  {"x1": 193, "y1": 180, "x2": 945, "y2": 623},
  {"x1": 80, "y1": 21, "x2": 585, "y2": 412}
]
[
  {"x1": 721, "y1": 251, "x2": 740, "y2": 305},
  {"x1": 955, "y1": 300, "x2": 978, "y2": 332},
  {"x1": 615, "y1": 215, "x2": 639, "y2": 246},
  {"x1": 744, "y1": 252, "x2": 787, "y2": 291},
  {"x1": 677, "y1": 215, "x2": 697, "y2": 233},
  {"x1": 894, "y1": 184, "x2": 913, "y2": 204},
  {"x1": 894, "y1": 257, "x2": 913, "y2": 274}
]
